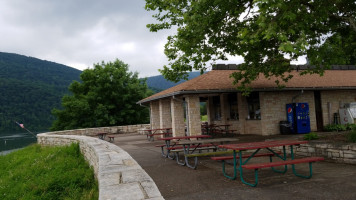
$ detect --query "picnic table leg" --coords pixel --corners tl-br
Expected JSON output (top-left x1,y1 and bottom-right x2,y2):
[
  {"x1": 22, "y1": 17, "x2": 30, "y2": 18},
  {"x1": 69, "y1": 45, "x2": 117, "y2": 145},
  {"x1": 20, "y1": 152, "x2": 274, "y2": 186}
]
[
  {"x1": 267, "y1": 146, "x2": 288, "y2": 174},
  {"x1": 146, "y1": 130, "x2": 152, "y2": 141},
  {"x1": 184, "y1": 145, "x2": 198, "y2": 169},
  {"x1": 159, "y1": 146, "x2": 166, "y2": 157},
  {"x1": 165, "y1": 140, "x2": 176, "y2": 159},
  {"x1": 174, "y1": 152, "x2": 186, "y2": 166},
  {"x1": 290, "y1": 145, "x2": 314, "y2": 179},
  {"x1": 239, "y1": 150, "x2": 259, "y2": 187},
  {"x1": 222, "y1": 150, "x2": 238, "y2": 180}
]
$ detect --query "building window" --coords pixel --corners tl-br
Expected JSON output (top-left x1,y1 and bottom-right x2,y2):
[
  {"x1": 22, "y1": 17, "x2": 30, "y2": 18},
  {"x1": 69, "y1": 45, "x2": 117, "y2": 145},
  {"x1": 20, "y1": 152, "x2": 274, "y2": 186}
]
[
  {"x1": 212, "y1": 96, "x2": 221, "y2": 120},
  {"x1": 228, "y1": 93, "x2": 239, "y2": 120},
  {"x1": 247, "y1": 92, "x2": 260, "y2": 120}
]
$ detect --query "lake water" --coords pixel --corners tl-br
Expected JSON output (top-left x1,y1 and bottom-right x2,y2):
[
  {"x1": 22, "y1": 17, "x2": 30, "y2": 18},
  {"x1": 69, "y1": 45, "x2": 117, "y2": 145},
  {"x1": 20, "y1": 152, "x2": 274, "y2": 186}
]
[{"x1": 0, "y1": 132, "x2": 37, "y2": 155}]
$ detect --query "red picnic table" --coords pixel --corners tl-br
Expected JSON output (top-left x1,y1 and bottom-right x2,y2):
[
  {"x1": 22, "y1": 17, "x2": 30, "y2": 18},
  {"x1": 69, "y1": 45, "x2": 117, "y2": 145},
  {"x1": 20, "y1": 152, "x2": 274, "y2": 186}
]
[
  {"x1": 96, "y1": 132, "x2": 107, "y2": 140},
  {"x1": 158, "y1": 135, "x2": 212, "y2": 159},
  {"x1": 143, "y1": 128, "x2": 172, "y2": 141},
  {"x1": 202, "y1": 124, "x2": 237, "y2": 137},
  {"x1": 218, "y1": 140, "x2": 324, "y2": 187}
]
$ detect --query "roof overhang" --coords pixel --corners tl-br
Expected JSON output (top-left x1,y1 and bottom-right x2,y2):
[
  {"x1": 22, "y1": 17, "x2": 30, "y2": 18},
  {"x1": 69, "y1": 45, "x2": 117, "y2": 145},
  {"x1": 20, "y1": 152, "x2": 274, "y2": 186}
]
[{"x1": 137, "y1": 86, "x2": 356, "y2": 104}]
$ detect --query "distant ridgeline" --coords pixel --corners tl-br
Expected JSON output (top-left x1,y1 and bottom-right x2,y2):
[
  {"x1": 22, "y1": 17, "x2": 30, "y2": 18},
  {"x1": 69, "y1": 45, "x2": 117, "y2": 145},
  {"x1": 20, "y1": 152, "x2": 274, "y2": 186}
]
[
  {"x1": 0, "y1": 52, "x2": 81, "y2": 133},
  {"x1": 145, "y1": 71, "x2": 202, "y2": 93}
]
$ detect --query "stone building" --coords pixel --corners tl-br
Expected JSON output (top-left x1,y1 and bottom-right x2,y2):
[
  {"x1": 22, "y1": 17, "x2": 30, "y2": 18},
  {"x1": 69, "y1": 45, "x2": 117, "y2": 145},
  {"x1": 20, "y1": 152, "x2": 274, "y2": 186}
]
[{"x1": 137, "y1": 65, "x2": 356, "y2": 137}]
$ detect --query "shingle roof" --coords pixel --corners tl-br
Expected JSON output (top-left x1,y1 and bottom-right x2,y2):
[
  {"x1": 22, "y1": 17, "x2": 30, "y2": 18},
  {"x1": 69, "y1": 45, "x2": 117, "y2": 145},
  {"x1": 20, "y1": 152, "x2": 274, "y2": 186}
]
[{"x1": 138, "y1": 70, "x2": 356, "y2": 104}]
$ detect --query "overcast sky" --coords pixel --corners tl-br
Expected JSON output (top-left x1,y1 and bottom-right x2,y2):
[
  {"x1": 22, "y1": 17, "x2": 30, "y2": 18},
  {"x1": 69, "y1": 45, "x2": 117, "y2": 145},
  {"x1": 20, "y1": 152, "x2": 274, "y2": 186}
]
[{"x1": 0, "y1": 0, "x2": 185, "y2": 77}]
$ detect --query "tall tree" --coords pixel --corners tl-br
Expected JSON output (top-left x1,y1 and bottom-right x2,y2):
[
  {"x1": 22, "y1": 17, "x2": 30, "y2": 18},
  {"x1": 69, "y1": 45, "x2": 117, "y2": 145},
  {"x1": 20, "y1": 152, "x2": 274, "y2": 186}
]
[
  {"x1": 145, "y1": 0, "x2": 356, "y2": 94},
  {"x1": 51, "y1": 60, "x2": 151, "y2": 131}
]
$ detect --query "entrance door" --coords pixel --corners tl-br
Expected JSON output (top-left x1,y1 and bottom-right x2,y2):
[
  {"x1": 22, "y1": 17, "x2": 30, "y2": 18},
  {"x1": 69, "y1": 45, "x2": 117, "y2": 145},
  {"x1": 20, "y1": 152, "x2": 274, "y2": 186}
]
[{"x1": 314, "y1": 91, "x2": 324, "y2": 131}]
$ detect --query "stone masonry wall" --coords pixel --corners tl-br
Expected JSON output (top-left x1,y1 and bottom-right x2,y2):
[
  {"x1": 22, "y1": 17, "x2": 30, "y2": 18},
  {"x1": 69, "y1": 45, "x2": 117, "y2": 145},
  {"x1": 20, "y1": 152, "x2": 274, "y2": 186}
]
[
  {"x1": 296, "y1": 142, "x2": 356, "y2": 164},
  {"x1": 150, "y1": 101, "x2": 160, "y2": 130},
  {"x1": 48, "y1": 124, "x2": 150, "y2": 136},
  {"x1": 260, "y1": 91, "x2": 316, "y2": 135},
  {"x1": 37, "y1": 125, "x2": 163, "y2": 200},
  {"x1": 271, "y1": 141, "x2": 356, "y2": 165},
  {"x1": 186, "y1": 95, "x2": 202, "y2": 136},
  {"x1": 320, "y1": 90, "x2": 356, "y2": 126},
  {"x1": 170, "y1": 97, "x2": 185, "y2": 137}
]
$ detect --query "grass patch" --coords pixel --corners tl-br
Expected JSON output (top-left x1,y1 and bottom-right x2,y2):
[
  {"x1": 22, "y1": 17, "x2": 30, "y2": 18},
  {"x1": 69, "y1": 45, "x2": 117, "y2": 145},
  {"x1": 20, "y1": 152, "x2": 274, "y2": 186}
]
[
  {"x1": 0, "y1": 143, "x2": 98, "y2": 200},
  {"x1": 201, "y1": 115, "x2": 208, "y2": 121}
]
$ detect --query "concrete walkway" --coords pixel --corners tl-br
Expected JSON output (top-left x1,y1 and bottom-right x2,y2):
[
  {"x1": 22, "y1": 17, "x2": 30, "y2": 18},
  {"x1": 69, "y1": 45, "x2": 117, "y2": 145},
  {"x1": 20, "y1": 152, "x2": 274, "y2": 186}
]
[{"x1": 113, "y1": 133, "x2": 356, "y2": 200}]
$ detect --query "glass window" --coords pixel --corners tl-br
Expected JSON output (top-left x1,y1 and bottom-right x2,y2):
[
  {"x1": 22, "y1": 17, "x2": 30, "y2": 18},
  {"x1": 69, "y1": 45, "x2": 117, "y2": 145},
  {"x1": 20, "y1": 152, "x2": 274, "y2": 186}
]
[
  {"x1": 247, "y1": 92, "x2": 260, "y2": 120},
  {"x1": 212, "y1": 96, "x2": 221, "y2": 120},
  {"x1": 228, "y1": 93, "x2": 239, "y2": 120}
]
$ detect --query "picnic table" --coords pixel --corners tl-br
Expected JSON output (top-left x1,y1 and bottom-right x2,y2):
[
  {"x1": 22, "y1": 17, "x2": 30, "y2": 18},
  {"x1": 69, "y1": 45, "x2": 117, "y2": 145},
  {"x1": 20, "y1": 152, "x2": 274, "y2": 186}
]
[
  {"x1": 158, "y1": 135, "x2": 212, "y2": 159},
  {"x1": 176, "y1": 138, "x2": 239, "y2": 169},
  {"x1": 218, "y1": 140, "x2": 324, "y2": 187},
  {"x1": 143, "y1": 128, "x2": 172, "y2": 141},
  {"x1": 96, "y1": 132, "x2": 107, "y2": 140},
  {"x1": 202, "y1": 124, "x2": 237, "y2": 137}
]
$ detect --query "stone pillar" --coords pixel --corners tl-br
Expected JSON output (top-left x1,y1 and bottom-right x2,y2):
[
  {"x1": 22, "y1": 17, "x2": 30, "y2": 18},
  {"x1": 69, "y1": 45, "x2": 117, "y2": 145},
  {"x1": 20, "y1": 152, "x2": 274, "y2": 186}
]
[
  {"x1": 220, "y1": 94, "x2": 228, "y2": 124},
  {"x1": 159, "y1": 99, "x2": 172, "y2": 129},
  {"x1": 207, "y1": 97, "x2": 212, "y2": 124},
  {"x1": 186, "y1": 95, "x2": 202, "y2": 136},
  {"x1": 150, "y1": 101, "x2": 160, "y2": 130},
  {"x1": 171, "y1": 97, "x2": 185, "y2": 137}
]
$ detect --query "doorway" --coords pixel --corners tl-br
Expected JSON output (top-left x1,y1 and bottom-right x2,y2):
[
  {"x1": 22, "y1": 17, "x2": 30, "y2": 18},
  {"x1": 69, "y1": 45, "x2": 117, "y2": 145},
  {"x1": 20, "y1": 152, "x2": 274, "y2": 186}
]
[{"x1": 314, "y1": 91, "x2": 324, "y2": 131}]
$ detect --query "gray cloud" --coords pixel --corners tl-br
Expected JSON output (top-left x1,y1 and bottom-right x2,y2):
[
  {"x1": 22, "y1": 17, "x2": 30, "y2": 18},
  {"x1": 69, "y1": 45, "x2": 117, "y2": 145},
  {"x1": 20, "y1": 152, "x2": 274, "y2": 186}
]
[{"x1": 0, "y1": 0, "x2": 173, "y2": 77}]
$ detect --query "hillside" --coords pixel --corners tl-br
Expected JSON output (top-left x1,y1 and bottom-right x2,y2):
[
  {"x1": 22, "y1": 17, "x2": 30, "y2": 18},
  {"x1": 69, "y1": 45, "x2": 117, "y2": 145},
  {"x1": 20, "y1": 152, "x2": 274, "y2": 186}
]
[
  {"x1": 0, "y1": 52, "x2": 81, "y2": 133},
  {"x1": 145, "y1": 71, "x2": 202, "y2": 92},
  {"x1": 0, "y1": 52, "x2": 203, "y2": 133}
]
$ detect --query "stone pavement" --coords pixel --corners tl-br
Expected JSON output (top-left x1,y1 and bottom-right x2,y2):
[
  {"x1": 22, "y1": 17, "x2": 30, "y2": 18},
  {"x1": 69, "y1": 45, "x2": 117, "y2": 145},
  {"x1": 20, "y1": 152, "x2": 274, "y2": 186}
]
[{"x1": 114, "y1": 133, "x2": 356, "y2": 200}]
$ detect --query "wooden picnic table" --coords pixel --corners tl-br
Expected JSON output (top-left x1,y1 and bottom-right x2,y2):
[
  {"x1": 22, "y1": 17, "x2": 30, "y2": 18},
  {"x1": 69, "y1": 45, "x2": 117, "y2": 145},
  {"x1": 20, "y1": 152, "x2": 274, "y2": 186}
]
[
  {"x1": 96, "y1": 132, "x2": 107, "y2": 140},
  {"x1": 158, "y1": 135, "x2": 212, "y2": 159},
  {"x1": 202, "y1": 124, "x2": 237, "y2": 137},
  {"x1": 176, "y1": 138, "x2": 239, "y2": 169},
  {"x1": 218, "y1": 140, "x2": 324, "y2": 187}
]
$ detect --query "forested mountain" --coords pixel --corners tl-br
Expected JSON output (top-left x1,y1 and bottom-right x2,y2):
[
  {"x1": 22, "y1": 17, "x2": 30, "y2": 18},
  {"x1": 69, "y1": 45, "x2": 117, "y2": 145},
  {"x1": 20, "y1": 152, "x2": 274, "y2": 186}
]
[
  {"x1": 145, "y1": 71, "x2": 202, "y2": 92},
  {"x1": 0, "y1": 52, "x2": 81, "y2": 133},
  {"x1": 0, "y1": 52, "x2": 203, "y2": 133}
]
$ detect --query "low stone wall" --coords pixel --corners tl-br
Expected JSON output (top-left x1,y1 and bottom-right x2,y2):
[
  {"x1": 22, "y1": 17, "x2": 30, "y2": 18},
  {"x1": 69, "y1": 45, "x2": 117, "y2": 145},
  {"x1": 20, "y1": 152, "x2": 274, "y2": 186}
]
[
  {"x1": 297, "y1": 141, "x2": 356, "y2": 165},
  {"x1": 272, "y1": 141, "x2": 356, "y2": 165},
  {"x1": 47, "y1": 124, "x2": 150, "y2": 136},
  {"x1": 37, "y1": 125, "x2": 163, "y2": 200}
]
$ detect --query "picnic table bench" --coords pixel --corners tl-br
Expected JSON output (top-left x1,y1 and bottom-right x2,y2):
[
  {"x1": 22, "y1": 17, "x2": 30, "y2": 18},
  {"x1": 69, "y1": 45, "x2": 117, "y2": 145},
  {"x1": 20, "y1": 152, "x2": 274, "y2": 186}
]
[{"x1": 219, "y1": 140, "x2": 324, "y2": 187}]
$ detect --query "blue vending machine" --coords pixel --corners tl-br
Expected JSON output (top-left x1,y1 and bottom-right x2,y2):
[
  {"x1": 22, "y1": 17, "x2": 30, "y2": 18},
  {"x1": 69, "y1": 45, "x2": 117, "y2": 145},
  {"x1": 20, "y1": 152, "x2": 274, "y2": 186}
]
[{"x1": 286, "y1": 103, "x2": 311, "y2": 134}]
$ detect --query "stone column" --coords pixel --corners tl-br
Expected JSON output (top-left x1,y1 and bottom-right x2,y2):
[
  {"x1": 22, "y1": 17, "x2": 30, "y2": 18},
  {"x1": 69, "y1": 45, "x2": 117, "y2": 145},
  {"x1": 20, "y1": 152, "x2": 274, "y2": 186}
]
[
  {"x1": 171, "y1": 97, "x2": 185, "y2": 137},
  {"x1": 159, "y1": 99, "x2": 172, "y2": 129},
  {"x1": 220, "y1": 94, "x2": 228, "y2": 124},
  {"x1": 150, "y1": 101, "x2": 160, "y2": 130},
  {"x1": 207, "y1": 97, "x2": 212, "y2": 124},
  {"x1": 186, "y1": 95, "x2": 202, "y2": 136}
]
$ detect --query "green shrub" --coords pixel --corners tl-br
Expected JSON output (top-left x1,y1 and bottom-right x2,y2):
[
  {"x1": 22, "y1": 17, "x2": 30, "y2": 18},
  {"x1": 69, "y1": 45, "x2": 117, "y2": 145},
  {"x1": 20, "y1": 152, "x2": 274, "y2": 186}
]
[
  {"x1": 303, "y1": 132, "x2": 319, "y2": 140},
  {"x1": 324, "y1": 124, "x2": 348, "y2": 132},
  {"x1": 346, "y1": 124, "x2": 356, "y2": 131},
  {"x1": 347, "y1": 130, "x2": 356, "y2": 143}
]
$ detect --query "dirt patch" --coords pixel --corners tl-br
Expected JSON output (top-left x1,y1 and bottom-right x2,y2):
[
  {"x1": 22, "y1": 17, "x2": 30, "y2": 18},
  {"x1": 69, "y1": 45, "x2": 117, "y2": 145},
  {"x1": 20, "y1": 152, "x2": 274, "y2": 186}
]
[{"x1": 317, "y1": 131, "x2": 351, "y2": 143}]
